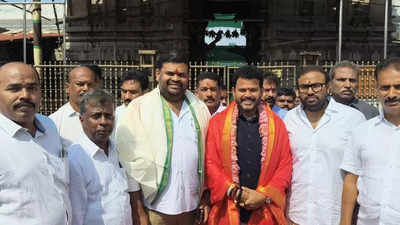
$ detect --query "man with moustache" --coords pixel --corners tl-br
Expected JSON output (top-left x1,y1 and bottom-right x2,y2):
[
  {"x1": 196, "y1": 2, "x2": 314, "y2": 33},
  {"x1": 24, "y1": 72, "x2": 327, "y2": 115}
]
[
  {"x1": 68, "y1": 89, "x2": 132, "y2": 225},
  {"x1": 196, "y1": 72, "x2": 226, "y2": 116},
  {"x1": 275, "y1": 88, "x2": 296, "y2": 110},
  {"x1": 284, "y1": 66, "x2": 365, "y2": 225},
  {"x1": 262, "y1": 72, "x2": 287, "y2": 118},
  {"x1": 50, "y1": 65, "x2": 101, "y2": 149},
  {"x1": 329, "y1": 61, "x2": 379, "y2": 120},
  {"x1": 116, "y1": 52, "x2": 211, "y2": 225},
  {"x1": 0, "y1": 62, "x2": 70, "y2": 225},
  {"x1": 115, "y1": 69, "x2": 149, "y2": 121},
  {"x1": 340, "y1": 58, "x2": 400, "y2": 225},
  {"x1": 206, "y1": 65, "x2": 292, "y2": 225}
]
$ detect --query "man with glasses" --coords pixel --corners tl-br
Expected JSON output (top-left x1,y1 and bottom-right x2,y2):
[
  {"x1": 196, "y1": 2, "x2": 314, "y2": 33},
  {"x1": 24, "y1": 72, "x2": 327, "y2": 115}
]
[{"x1": 284, "y1": 66, "x2": 365, "y2": 225}]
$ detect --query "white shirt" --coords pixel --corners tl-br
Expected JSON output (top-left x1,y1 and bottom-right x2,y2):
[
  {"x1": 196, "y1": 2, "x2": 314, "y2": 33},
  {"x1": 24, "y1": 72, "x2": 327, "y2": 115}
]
[
  {"x1": 145, "y1": 101, "x2": 200, "y2": 215},
  {"x1": 341, "y1": 111, "x2": 400, "y2": 225},
  {"x1": 50, "y1": 102, "x2": 85, "y2": 149},
  {"x1": 115, "y1": 104, "x2": 127, "y2": 122},
  {"x1": 112, "y1": 105, "x2": 127, "y2": 141},
  {"x1": 0, "y1": 113, "x2": 70, "y2": 225},
  {"x1": 211, "y1": 104, "x2": 226, "y2": 117},
  {"x1": 68, "y1": 135, "x2": 132, "y2": 225},
  {"x1": 284, "y1": 99, "x2": 366, "y2": 225}
]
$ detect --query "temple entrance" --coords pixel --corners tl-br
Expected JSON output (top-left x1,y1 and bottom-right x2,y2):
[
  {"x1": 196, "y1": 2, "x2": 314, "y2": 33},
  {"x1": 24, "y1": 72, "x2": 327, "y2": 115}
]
[
  {"x1": 188, "y1": 0, "x2": 263, "y2": 63},
  {"x1": 204, "y1": 13, "x2": 246, "y2": 65}
]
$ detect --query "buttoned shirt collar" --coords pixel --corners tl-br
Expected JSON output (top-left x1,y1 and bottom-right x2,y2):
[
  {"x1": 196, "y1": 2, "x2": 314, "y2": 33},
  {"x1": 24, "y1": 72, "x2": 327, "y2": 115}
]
[
  {"x1": 0, "y1": 113, "x2": 46, "y2": 137},
  {"x1": 65, "y1": 102, "x2": 79, "y2": 117},
  {"x1": 79, "y1": 132, "x2": 114, "y2": 159},
  {"x1": 373, "y1": 107, "x2": 400, "y2": 129},
  {"x1": 296, "y1": 99, "x2": 341, "y2": 129}
]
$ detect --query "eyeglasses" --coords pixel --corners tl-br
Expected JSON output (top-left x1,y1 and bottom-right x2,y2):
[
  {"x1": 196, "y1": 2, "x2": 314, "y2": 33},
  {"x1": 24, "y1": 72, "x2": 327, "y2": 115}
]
[{"x1": 298, "y1": 83, "x2": 326, "y2": 93}]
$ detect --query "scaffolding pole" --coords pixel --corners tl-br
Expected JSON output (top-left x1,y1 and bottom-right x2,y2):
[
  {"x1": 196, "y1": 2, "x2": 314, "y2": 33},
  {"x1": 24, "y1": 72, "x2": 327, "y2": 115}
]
[
  {"x1": 384, "y1": 0, "x2": 389, "y2": 59},
  {"x1": 32, "y1": 0, "x2": 42, "y2": 67},
  {"x1": 338, "y1": 0, "x2": 343, "y2": 62},
  {"x1": 0, "y1": 0, "x2": 67, "y2": 63},
  {"x1": 23, "y1": 0, "x2": 26, "y2": 63}
]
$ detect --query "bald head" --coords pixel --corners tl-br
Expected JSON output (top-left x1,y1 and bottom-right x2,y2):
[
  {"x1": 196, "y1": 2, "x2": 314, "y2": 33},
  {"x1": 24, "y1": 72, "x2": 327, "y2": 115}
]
[
  {"x1": 0, "y1": 62, "x2": 40, "y2": 83},
  {"x1": 0, "y1": 62, "x2": 41, "y2": 131},
  {"x1": 66, "y1": 66, "x2": 98, "y2": 112}
]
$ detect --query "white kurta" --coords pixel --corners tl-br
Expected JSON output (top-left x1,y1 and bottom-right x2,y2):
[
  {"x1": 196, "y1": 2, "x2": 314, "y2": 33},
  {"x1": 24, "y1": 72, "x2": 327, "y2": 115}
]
[
  {"x1": 0, "y1": 113, "x2": 70, "y2": 225},
  {"x1": 50, "y1": 102, "x2": 85, "y2": 149},
  {"x1": 341, "y1": 112, "x2": 400, "y2": 225},
  {"x1": 68, "y1": 135, "x2": 132, "y2": 225},
  {"x1": 284, "y1": 99, "x2": 365, "y2": 225}
]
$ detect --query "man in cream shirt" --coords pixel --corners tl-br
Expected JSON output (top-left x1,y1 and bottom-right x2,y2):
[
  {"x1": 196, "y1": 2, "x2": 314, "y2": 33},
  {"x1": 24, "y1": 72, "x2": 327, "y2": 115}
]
[
  {"x1": 116, "y1": 52, "x2": 211, "y2": 225},
  {"x1": 0, "y1": 62, "x2": 70, "y2": 225}
]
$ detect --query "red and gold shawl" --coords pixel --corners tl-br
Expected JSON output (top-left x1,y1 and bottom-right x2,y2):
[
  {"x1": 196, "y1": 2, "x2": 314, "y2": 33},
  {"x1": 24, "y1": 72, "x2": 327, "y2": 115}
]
[{"x1": 205, "y1": 102, "x2": 292, "y2": 225}]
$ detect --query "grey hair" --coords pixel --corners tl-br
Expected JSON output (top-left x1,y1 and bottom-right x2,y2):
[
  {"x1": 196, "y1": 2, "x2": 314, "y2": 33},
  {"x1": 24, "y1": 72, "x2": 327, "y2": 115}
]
[
  {"x1": 328, "y1": 60, "x2": 360, "y2": 80},
  {"x1": 79, "y1": 89, "x2": 114, "y2": 114}
]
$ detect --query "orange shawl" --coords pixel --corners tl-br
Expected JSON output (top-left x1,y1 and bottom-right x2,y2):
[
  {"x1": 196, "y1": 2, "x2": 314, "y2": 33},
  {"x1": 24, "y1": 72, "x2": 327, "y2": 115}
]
[{"x1": 205, "y1": 102, "x2": 292, "y2": 225}]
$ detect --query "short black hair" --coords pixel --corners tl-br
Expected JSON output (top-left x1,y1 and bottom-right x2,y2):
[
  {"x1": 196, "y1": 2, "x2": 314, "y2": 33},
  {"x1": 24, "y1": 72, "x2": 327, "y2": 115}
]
[
  {"x1": 120, "y1": 69, "x2": 149, "y2": 91},
  {"x1": 296, "y1": 66, "x2": 329, "y2": 87},
  {"x1": 277, "y1": 87, "x2": 296, "y2": 98},
  {"x1": 232, "y1": 65, "x2": 263, "y2": 88},
  {"x1": 196, "y1": 72, "x2": 220, "y2": 88},
  {"x1": 263, "y1": 71, "x2": 280, "y2": 88},
  {"x1": 375, "y1": 57, "x2": 400, "y2": 80},
  {"x1": 80, "y1": 89, "x2": 114, "y2": 114},
  {"x1": 156, "y1": 51, "x2": 188, "y2": 69}
]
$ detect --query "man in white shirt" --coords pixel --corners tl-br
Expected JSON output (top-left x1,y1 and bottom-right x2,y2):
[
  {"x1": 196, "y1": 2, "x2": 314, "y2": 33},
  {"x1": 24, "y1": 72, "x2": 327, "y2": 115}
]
[
  {"x1": 116, "y1": 52, "x2": 211, "y2": 225},
  {"x1": 50, "y1": 65, "x2": 101, "y2": 149},
  {"x1": 340, "y1": 58, "x2": 400, "y2": 225},
  {"x1": 68, "y1": 89, "x2": 132, "y2": 225},
  {"x1": 115, "y1": 69, "x2": 149, "y2": 121},
  {"x1": 284, "y1": 66, "x2": 365, "y2": 225},
  {"x1": 0, "y1": 62, "x2": 70, "y2": 225},
  {"x1": 195, "y1": 72, "x2": 226, "y2": 116}
]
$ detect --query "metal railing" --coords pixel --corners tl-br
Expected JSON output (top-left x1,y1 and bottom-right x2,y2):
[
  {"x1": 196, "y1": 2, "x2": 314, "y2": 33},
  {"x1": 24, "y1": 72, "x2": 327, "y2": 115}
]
[{"x1": 35, "y1": 60, "x2": 379, "y2": 115}]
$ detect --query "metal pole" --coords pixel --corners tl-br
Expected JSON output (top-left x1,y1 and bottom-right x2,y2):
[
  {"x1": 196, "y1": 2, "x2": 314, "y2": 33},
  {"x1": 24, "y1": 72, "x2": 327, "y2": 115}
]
[
  {"x1": 23, "y1": 0, "x2": 26, "y2": 63},
  {"x1": 63, "y1": 0, "x2": 67, "y2": 64},
  {"x1": 0, "y1": 2, "x2": 64, "y2": 5},
  {"x1": 338, "y1": 0, "x2": 343, "y2": 62},
  {"x1": 384, "y1": 0, "x2": 389, "y2": 59},
  {"x1": 32, "y1": 0, "x2": 42, "y2": 68}
]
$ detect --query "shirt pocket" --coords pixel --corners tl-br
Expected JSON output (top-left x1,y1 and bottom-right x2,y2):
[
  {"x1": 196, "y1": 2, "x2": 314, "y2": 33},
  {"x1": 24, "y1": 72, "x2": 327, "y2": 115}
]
[
  {"x1": 0, "y1": 169, "x2": 12, "y2": 189},
  {"x1": 358, "y1": 167, "x2": 382, "y2": 207},
  {"x1": 386, "y1": 165, "x2": 400, "y2": 215},
  {"x1": 45, "y1": 151, "x2": 69, "y2": 190}
]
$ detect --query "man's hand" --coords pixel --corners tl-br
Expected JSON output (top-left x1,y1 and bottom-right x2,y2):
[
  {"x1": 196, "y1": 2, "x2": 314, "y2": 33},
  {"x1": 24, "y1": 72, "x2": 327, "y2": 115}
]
[
  {"x1": 198, "y1": 203, "x2": 210, "y2": 224},
  {"x1": 197, "y1": 190, "x2": 210, "y2": 224},
  {"x1": 130, "y1": 191, "x2": 150, "y2": 225},
  {"x1": 239, "y1": 186, "x2": 268, "y2": 210}
]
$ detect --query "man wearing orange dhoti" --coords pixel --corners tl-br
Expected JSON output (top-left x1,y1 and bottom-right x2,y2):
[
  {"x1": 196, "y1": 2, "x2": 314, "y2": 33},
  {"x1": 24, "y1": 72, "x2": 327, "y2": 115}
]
[{"x1": 205, "y1": 65, "x2": 292, "y2": 225}]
